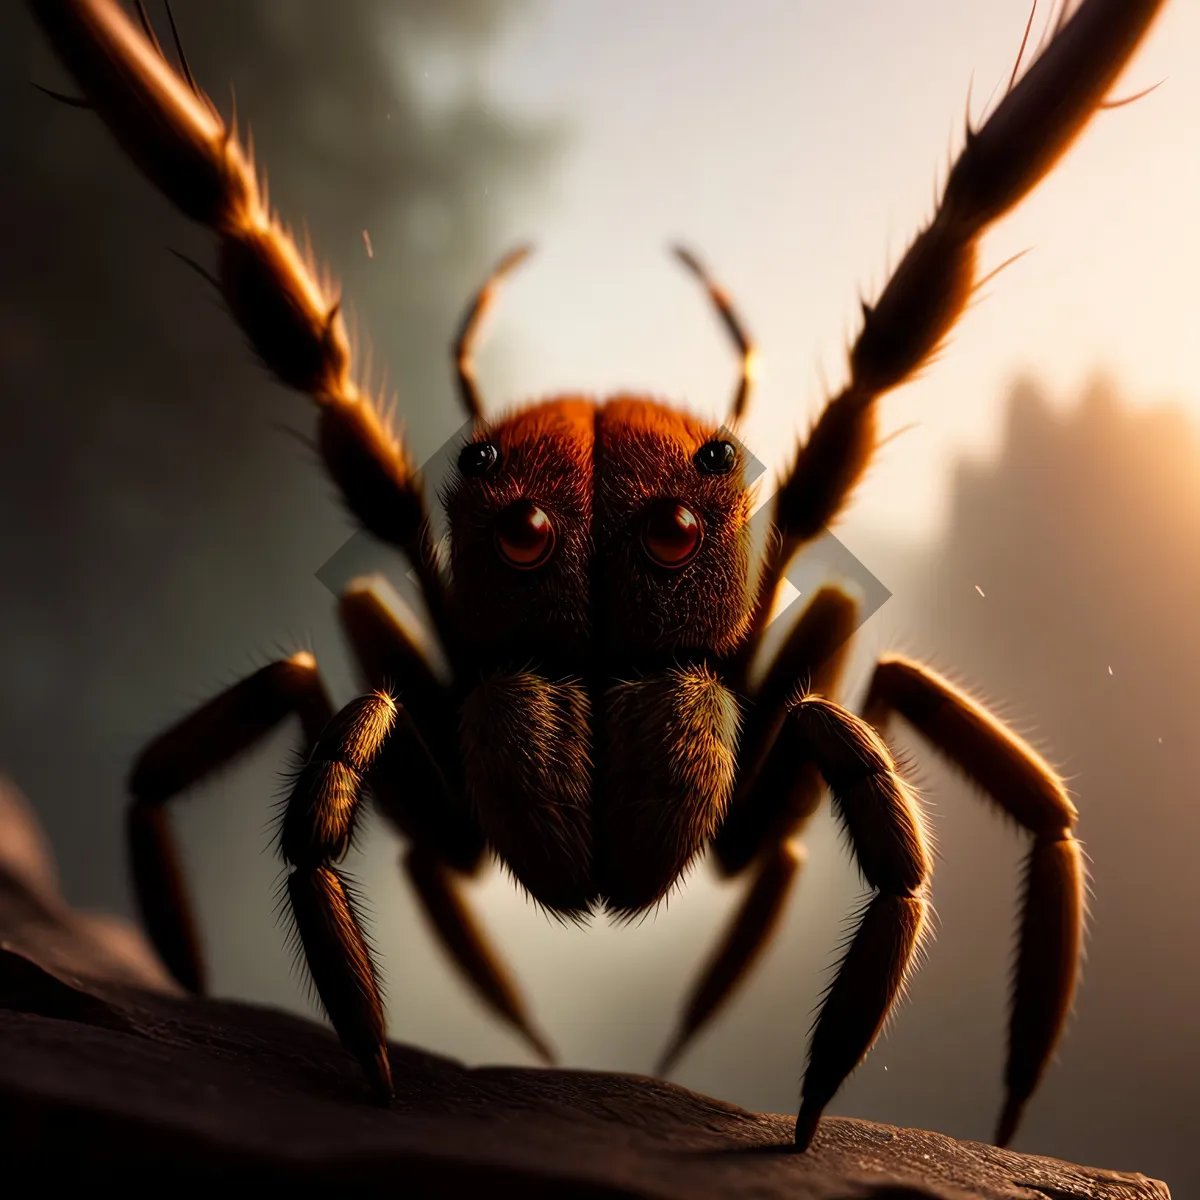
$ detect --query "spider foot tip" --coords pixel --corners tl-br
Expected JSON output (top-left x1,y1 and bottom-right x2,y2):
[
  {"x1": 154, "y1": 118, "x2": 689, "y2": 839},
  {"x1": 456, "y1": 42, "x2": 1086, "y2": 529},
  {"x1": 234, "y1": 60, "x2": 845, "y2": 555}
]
[
  {"x1": 794, "y1": 1101, "x2": 822, "y2": 1151},
  {"x1": 525, "y1": 1027, "x2": 559, "y2": 1067},
  {"x1": 654, "y1": 1032, "x2": 687, "y2": 1078},
  {"x1": 365, "y1": 1048, "x2": 395, "y2": 1106},
  {"x1": 994, "y1": 1094, "x2": 1025, "y2": 1148}
]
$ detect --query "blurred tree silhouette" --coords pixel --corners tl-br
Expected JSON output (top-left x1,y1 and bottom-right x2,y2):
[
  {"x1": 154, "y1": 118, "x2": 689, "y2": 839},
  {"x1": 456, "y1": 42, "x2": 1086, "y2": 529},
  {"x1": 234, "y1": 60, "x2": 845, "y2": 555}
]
[{"x1": 0, "y1": 1, "x2": 563, "y2": 909}]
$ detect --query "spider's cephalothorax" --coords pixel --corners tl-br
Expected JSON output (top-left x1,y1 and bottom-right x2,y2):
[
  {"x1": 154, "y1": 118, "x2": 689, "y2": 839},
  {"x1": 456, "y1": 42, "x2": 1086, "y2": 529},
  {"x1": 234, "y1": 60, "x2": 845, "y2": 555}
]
[
  {"x1": 445, "y1": 394, "x2": 754, "y2": 917},
  {"x1": 30, "y1": 0, "x2": 1166, "y2": 1152}
]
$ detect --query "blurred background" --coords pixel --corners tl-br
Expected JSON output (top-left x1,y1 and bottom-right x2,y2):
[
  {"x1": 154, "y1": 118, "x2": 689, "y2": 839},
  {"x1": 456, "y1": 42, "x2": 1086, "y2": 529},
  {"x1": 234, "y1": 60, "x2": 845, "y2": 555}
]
[{"x1": 3, "y1": 0, "x2": 1198, "y2": 1191}]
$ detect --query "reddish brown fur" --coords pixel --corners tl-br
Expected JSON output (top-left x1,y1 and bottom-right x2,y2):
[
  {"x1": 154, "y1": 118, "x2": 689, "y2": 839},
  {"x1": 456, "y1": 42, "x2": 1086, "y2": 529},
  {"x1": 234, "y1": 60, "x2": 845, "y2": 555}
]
[{"x1": 441, "y1": 395, "x2": 754, "y2": 664}]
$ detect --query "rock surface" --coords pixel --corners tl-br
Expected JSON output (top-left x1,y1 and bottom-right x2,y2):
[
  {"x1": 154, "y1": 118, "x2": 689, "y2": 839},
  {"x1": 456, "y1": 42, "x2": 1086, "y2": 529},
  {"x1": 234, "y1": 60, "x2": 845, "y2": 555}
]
[{"x1": 0, "y1": 778, "x2": 1171, "y2": 1198}]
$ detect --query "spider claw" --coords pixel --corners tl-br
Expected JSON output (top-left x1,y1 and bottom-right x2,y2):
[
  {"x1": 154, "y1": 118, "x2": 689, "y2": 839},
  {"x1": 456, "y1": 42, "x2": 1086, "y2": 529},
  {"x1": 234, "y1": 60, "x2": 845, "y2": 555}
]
[
  {"x1": 520, "y1": 1023, "x2": 558, "y2": 1067},
  {"x1": 994, "y1": 1094, "x2": 1025, "y2": 1148},
  {"x1": 655, "y1": 1030, "x2": 687, "y2": 1078},
  {"x1": 365, "y1": 1044, "x2": 395, "y2": 1105},
  {"x1": 793, "y1": 1100, "x2": 822, "y2": 1151}
]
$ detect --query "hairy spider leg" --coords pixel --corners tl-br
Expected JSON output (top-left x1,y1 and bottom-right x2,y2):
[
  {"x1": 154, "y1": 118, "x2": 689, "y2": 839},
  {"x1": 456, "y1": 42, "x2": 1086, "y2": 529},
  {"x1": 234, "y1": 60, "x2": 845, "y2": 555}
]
[
  {"x1": 402, "y1": 845, "x2": 556, "y2": 1064},
  {"x1": 278, "y1": 690, "x2": 405, "y2": 1102},
  {"x1": 30, "y1": 0, "x2": 459, "y2": 662},
  {"x1": 657, "y1": 842, "x2": 804, "y2": 1079},
  {"x1": 861, "y1": 655, "x2": 1084, "y2": 1149},
  {"x1": 770, "y1": 697, "x2": 932, "y2": 1151},
  {"x1": 656, "y1": 587, "x2": 860, "y2": 1073},
  {"x1": 128, "y1": 652, "x2": 335, "y2": 994},
  {"x1": 338, "y1": 578, "x2": 459, "y2": 806},
  {"x1": 718, "y1": 586, "x2": 861, "y2": 873},
  {"x1": 339, "y1": 580, "x2": 557, "y2": 1064},
  {"x1": 738, "y1": 0, "x2": 1167, "y2": 673}
]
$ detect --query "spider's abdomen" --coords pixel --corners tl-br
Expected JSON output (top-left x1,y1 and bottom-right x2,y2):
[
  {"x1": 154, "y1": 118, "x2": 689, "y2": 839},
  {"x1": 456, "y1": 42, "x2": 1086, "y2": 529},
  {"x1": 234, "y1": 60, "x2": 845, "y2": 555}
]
[
  {"x1": 595, "y1": 665, "x2": 740, "y2": 913},
  {"x1": 460, "y1": 672, "x2": 595, "y2": 915},
  {"x1": 459, "y1": 665, "x2": 740, "y2": 916}
]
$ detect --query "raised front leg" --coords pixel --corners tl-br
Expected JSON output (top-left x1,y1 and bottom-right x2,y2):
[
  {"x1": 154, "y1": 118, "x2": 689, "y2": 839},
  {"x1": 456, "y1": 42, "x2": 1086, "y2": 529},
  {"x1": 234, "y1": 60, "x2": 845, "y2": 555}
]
[
  {"x1": 128, "y1": 652, "x2": 334, "y2": 993},
  {"x1": 739, "y1": 0, "x2": 1167, "y2": 664},
  {"x1": 30, "y1": 0, "x2": 455, "y2": 647},
  {"x1": 862, "y1": 654, "x2": 1084, "y2": 1148}
]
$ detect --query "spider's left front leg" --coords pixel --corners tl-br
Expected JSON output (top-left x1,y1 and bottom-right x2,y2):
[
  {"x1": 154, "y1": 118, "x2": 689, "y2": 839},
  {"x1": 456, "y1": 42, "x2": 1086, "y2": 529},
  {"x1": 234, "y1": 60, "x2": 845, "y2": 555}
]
[
  {"x1": 759, "y1": 695, "x2": 932, "y2": 1151},
  {"x1": 861, "y1": 656, "x2": 1084, "y2": 1148}
]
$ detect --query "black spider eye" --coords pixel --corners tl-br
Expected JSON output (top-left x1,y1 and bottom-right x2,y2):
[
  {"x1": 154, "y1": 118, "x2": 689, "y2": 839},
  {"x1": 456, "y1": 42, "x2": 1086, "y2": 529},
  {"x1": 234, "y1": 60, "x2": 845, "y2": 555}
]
[
  {"x1": 458, "y1": 441, "x2": 500, "y2": 476},
  {"x1": 694, "y1": 439, "x2": 736, "y2": 475}
]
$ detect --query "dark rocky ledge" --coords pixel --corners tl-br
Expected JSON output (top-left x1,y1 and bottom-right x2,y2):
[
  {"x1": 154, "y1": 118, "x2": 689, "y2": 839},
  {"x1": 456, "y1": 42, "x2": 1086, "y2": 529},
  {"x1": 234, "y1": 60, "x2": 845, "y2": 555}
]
[{"x1": 0, "y1": 779, "x2": 1171, "y2": 1198}]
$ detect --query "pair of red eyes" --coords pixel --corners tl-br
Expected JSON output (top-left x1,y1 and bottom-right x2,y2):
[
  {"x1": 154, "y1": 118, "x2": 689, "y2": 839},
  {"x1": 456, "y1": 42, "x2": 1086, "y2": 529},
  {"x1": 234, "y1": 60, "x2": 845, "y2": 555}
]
[{"x1": 493, "y1": 499, "x2": 703, "y2": 570}]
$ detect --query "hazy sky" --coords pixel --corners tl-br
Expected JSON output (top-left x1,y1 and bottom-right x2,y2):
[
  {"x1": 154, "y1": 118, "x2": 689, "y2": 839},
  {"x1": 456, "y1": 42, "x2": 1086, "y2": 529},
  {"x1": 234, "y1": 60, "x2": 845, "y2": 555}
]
[{"x1": 423, "y1": 0, "x2": 1199, "y2": 545}]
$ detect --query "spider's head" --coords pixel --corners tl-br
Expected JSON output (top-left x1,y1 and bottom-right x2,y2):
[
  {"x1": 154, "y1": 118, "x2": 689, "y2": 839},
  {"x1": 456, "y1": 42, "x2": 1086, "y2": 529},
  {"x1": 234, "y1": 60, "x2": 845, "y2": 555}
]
[{"x1": 441, "y1": 396, "x2": 754, "y2": 667}]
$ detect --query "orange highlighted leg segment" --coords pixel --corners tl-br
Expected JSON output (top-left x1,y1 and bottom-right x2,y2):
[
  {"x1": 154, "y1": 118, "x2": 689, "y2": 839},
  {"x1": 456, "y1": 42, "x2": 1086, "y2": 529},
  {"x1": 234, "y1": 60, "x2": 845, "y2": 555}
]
[
  {"x1": 30, "y1": 0, "x2": 440, "y2": 598},
  {"x1": 998, "y1": 835, "x2": 1086, "y2": 1146},
  {"x1": 718, "y1": 585, "x2": 859, "y2": 878},
  {"x1": 664, "y1": 588, "x2": 858, "y2": 1087}
]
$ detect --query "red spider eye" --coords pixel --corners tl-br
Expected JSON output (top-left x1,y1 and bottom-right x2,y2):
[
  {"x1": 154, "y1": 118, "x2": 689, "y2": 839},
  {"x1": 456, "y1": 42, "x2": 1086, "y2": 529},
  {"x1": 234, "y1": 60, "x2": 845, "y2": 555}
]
[
  {"x1": 642, "y1": 500, "x2": 703, "y2": 568},
  {"x1": 495, "y1": 500, "x2": 555, "y2": 569}
]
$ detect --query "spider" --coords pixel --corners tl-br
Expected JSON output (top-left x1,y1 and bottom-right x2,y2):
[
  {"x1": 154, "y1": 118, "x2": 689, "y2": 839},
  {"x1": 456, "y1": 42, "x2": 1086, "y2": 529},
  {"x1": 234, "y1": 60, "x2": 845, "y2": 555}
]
[{"x1": 29, "y1": 0, "x2": 1165, "y2": 1151}]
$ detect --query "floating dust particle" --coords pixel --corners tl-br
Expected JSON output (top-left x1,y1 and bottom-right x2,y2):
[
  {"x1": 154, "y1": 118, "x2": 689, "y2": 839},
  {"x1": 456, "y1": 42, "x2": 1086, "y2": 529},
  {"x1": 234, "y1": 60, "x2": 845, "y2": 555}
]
[
  {"x1": 1107, "y1": 665, "x2": 1113, "y2": 675},
  {"x1": 362, "y1": 229, "x2": 374, "y2": 259},
  {"x1": 974, "y1": 584, "x2": 985, "y2": 597}
]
